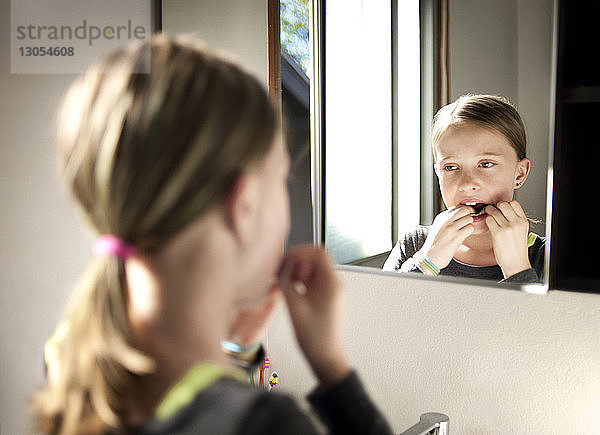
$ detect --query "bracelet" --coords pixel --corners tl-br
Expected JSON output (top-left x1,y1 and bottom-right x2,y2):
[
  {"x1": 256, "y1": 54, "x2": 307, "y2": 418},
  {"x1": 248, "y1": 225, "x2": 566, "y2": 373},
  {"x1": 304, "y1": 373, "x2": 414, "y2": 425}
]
[
  {"x1": 417, "y1": 256, "x2": 440, "y2": 275},
  {"x1": 222, "y1": 341, "x2": 266, "y2": 372},
  {"x1": 221, "y1": 340, "x2": 261, "y2": 356}
]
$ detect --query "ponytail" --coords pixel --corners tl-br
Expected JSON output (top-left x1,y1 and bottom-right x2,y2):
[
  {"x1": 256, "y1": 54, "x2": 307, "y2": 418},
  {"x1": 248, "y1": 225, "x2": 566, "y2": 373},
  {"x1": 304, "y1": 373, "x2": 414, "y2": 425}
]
[{"x1": 33, "y1": 256, "x2": 154, "y2": 434}]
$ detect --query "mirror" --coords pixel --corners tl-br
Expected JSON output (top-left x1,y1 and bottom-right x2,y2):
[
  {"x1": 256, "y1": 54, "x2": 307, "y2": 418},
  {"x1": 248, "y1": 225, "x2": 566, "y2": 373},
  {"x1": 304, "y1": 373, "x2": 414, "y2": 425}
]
[{"x1": 308, "y1": 0, "x2": 555, "y2": 289}]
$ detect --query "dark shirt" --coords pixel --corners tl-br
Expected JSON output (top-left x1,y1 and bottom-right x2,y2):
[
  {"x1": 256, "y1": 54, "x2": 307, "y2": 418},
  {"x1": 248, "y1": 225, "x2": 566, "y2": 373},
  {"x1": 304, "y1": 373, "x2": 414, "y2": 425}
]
[
  {"x1": 131, "y1": 371, "x2": 392, "y2": 435},
  {"x1": 383, "y1": 225, "x2": 545, "y2": 283}
]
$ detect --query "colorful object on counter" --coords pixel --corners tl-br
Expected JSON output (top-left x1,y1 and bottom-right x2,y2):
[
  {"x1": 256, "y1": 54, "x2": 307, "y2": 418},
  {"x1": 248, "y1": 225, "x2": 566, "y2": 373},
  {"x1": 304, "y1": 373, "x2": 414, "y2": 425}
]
[
  {"x1": 268, "y1": 372, "x2": 279, "y2": 388},
  {"x1": 259, "y1": 358, "x2": 271, "y2": 388}
]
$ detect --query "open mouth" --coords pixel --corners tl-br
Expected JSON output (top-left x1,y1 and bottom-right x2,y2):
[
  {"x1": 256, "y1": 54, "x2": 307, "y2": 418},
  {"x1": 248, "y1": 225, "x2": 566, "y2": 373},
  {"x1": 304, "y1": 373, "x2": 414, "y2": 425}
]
[{"x1": 463, "y1": 201, "x2": 488, "y2": 217}]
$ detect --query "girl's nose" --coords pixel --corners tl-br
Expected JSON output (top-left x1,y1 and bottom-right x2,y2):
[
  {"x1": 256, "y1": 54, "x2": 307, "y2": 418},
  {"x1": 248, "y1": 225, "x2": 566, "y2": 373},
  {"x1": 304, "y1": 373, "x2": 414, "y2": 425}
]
[{"x1": 458, "y1": 170, "x2": 479, "y2": 191}]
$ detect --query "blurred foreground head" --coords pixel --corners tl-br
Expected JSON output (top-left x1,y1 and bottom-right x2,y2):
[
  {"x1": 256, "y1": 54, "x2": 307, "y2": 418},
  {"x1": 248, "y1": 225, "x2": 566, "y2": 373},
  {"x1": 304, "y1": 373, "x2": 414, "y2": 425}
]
[
  {"x1": 59, "y1": 33, "x2": 277, "y2": 250},
  {"x1": 34, "y1": 33, "x2": 278, "y2": 434}
]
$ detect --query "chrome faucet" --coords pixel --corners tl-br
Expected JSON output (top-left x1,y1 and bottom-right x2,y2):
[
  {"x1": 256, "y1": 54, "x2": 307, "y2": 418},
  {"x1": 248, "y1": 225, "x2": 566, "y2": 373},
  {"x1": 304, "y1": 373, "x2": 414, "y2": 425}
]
[{"x1": 399, "y1": 412, "x2": 449, "y2": 435}]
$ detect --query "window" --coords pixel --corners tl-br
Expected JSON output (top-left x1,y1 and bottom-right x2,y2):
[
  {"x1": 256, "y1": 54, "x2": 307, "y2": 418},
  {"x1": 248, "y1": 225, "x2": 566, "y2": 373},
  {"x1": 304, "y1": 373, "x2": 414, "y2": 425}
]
[{"x1": 324, "y1": 0, "x2": 421, "y2": 264}]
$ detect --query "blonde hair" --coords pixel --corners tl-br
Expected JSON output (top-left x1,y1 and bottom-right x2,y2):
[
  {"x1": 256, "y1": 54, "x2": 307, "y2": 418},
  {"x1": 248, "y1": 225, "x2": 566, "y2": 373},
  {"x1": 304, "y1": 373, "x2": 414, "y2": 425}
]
[
  {"x1": 33, "y1": 34, "x2": 277, "y2": 434},
  {"x1": 432, "y1": 94, "x2": 527, "y2": 161}
]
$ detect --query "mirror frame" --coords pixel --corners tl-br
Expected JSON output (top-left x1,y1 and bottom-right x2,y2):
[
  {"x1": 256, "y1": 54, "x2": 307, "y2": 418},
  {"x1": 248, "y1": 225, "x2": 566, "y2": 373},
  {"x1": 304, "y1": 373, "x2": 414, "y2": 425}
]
[
  {"x1": 307, "y1": 0, "x2": 557, "y2": 295},
  {"x1": 309, "y1": 0, "x2": 325, "y2": 246}
]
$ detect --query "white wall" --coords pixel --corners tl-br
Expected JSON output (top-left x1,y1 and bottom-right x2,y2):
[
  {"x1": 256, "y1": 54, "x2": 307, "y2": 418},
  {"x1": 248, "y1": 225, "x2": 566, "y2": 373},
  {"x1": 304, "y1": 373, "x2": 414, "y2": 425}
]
[
  {"x1": 0, "y1": 1, "x2": 92, "y2": 434},
  {"x1": 449, "y1": 0, "x2": 553, "y2": 233},
  {"x1": 449, "y1": 0, "x2": 519, "y2": 102},
  {"x1": 0, "y1": 1, "x2": 268, "y2": 433},
  {"x1": 267, "y1": 268, "x2": 600, "y2": 434},
  {"x1": 162, "y1": 0, "x2": 268, "y2": 87},
  {"x1": 516, "y1": 0, "x2": 553, "y2": 231}
]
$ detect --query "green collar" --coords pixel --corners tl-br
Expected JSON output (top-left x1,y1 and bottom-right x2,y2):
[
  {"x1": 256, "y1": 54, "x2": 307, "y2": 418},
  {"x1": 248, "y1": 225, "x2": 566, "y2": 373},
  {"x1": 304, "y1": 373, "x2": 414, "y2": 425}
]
[
  {"x1": 155, "y1": 363, "x2": 247, "y2": 421},
  {"x1": 527, "y1": 232, "x2": 537, "y2": 248}
]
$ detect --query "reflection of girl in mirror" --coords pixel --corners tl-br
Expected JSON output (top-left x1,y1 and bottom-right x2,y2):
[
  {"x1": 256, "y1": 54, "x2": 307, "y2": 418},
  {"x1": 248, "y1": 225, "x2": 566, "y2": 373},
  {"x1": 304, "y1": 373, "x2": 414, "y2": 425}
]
[
  {"x1": 34, "y1": 35, "x2": 393, "y2": 434},
  {"x1": 384, "y1": 94, "x2": 545, "y2": 283}
]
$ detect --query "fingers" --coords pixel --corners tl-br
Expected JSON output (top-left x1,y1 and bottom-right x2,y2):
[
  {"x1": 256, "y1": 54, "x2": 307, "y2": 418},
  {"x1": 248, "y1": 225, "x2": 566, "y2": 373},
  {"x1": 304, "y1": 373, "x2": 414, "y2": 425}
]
[
  {"x1": 277, "y1": 259, "x2": 306, "y2": 315},
  {"x1": 508, "y1": 200, "x2": 527, "y2": 219},
  {"x1": 457, "y1": 220, "x2": 475, "y2": 238},
  {"x1": 278, "y1": 246, "x2": 341, "y2": 298},
  {"x1": 278, "y1": 249, "x2": 310, "y2": 301},
  {"x1": 277, "y1": 256, "x2": 308, "y2": 340},
  {"x1": 484, "y1": 204, "x2": 507, "y2": 227},
  {"x1": 277, "y1": 258, "x2": 295, "y2": 294},
  {"x1": 448, "y1": 208, "x2": 475, "y2": 232},
  {"x1": 276, "y1": 246, "x2": 350, "y2": 386},
  {"x1": 483, "y1": 201, "x2": 531, "y2": 278},
  {"x1": 496, "y1": 201, "x2": 520, "y2": 221},
  {"x1": 422, "y1": 206, "x2": 476, "y2": 269},
  {"x1": 446, "y1": 205, "x2": 475, "y2": 219},
  {"x1": 485, "y1": 200, "x2": 527, "y2": 227},
  {"x1": 439, "y1": 206, "x2": 474, "y2": 229}
]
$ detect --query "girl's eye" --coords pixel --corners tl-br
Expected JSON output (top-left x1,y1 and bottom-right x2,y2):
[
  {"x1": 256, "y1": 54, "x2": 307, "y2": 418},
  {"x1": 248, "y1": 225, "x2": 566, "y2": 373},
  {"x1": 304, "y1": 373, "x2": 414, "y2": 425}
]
[
  {"x1": 443, "y1": 164, "x2": 459, "y2": 171},
  {"x1": 480, "y1": 161, "x2": 495, "y2": 168}
]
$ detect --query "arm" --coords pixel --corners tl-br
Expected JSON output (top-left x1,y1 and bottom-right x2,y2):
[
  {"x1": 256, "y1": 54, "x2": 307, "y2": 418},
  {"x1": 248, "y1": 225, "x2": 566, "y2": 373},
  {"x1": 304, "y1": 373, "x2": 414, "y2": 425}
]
[
  {"x1": 386, "y1": 207, "x2": 476, "y2": 276},
  {"x1": 500, "y1": 268, "x2": 539, "y2": 283},
  {"x1": 277, "y1": 246, "x2": 393, "y2": 434},
  {"x1": 308, "y1": 371, "x2": 393, "y2": 435},
  {"x1": 500, "y1": 233, "x2": 545, "y2": 284},
  {"x1": 278, "y1": 246, "x2": 351, "y2": 386},
  {"x1": 383, "y1": 226, "x2": 429, "y2": 273}
]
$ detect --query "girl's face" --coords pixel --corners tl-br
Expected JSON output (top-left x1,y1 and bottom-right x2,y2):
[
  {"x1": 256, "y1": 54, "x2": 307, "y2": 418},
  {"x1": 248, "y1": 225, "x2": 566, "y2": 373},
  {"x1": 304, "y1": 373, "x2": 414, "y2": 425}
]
[
  {"x1": 434, "y1": 123, "x2": 530, "y2": 235},
  {"x1": 237, "y1": 134, "x2": 291, "y2": 307}
]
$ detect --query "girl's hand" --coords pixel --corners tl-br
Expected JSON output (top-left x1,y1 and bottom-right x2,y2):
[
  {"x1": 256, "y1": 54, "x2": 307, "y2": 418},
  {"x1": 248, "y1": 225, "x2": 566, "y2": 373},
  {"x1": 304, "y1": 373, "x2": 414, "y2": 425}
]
[
  {"x1": 278, "y1": 245, "x2": 351, "y2": 387},
  {"x1": 228, "y1": 284, "x2": 282, "y2": 347},
  {"x1": 420, "y1": 206, "x2": 475, "y2": 270},
  {"x1": 484, "y1": 200, "x2": 531, "y2": 278}
]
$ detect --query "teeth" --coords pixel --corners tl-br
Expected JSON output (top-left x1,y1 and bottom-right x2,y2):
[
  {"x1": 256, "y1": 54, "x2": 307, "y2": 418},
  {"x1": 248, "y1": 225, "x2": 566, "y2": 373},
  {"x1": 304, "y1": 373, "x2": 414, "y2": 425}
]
[{"x1": 464, "y1": 202, "x2": 478, "y2": 206}]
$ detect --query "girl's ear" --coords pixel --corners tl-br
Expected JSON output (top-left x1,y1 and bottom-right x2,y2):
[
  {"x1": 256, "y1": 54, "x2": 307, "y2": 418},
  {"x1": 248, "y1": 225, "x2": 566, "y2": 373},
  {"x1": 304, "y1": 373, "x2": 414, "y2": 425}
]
[
  {"x1": 514, "y1": 157, "x2": 531, "y2": 189},
  {"x1": 224, "y1": 173, "x2": 260, "y2": 243}
]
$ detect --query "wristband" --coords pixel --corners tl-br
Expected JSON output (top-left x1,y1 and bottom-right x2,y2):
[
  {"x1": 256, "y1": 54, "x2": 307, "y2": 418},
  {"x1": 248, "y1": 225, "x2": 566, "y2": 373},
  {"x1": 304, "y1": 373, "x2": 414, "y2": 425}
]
[
  {"x1": 417, "y1": 256, "x2": 440, "y2": 275},
  {"x1": 221, "y1": 340, "x2": 261, "y2": 355},
  {"x1": 221, "y1": 340, "x2": 265, "y2": 372}
]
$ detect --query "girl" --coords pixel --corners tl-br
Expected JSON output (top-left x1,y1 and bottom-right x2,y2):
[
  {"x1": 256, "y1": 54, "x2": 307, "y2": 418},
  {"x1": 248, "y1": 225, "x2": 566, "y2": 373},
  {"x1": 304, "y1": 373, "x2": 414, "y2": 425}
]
[
  {"x1": 384, "y1": 94, "x2": 545, "y2": 283},
  {"x1": 34, "y1": 35, "x2": 392, "y2": 434}
]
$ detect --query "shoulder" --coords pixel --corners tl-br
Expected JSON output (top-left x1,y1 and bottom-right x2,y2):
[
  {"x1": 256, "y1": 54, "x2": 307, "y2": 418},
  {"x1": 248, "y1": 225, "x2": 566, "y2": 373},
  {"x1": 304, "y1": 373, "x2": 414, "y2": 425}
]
[
  {"x1": 404, "y1": 224, "x2": 430, "y2": 239},
  {"x1": 528, "y1": 232, "x2": 545, "y2": 247},
  {"x1": 383, "y1": 225, "x2": 429, "y2": 271},
  {"x1": 396, "y1": 225, "x2": 430, "y2": 252},
  {"x1": 182, "y1": 380, "x2": 317, "y2": 435},
  {"x1": 238, "y1": 390, "x2": 319, "y2": 435},
  {"x1": 132, "y1": 379, "x2": 308, "y2": 435},
  {"x1": 527, "y1": 232, "x2": 546, "y2": 260},
  {"x1": 527, "y1": 231, "x2": 546, "y2": 277}
]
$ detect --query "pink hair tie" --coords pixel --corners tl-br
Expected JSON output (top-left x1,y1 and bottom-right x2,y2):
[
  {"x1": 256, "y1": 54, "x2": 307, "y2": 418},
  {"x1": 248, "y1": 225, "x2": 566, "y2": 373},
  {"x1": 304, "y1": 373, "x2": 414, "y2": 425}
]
[{"x1": 92, "y1": 235, "x2": 136, "y2": 259}]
